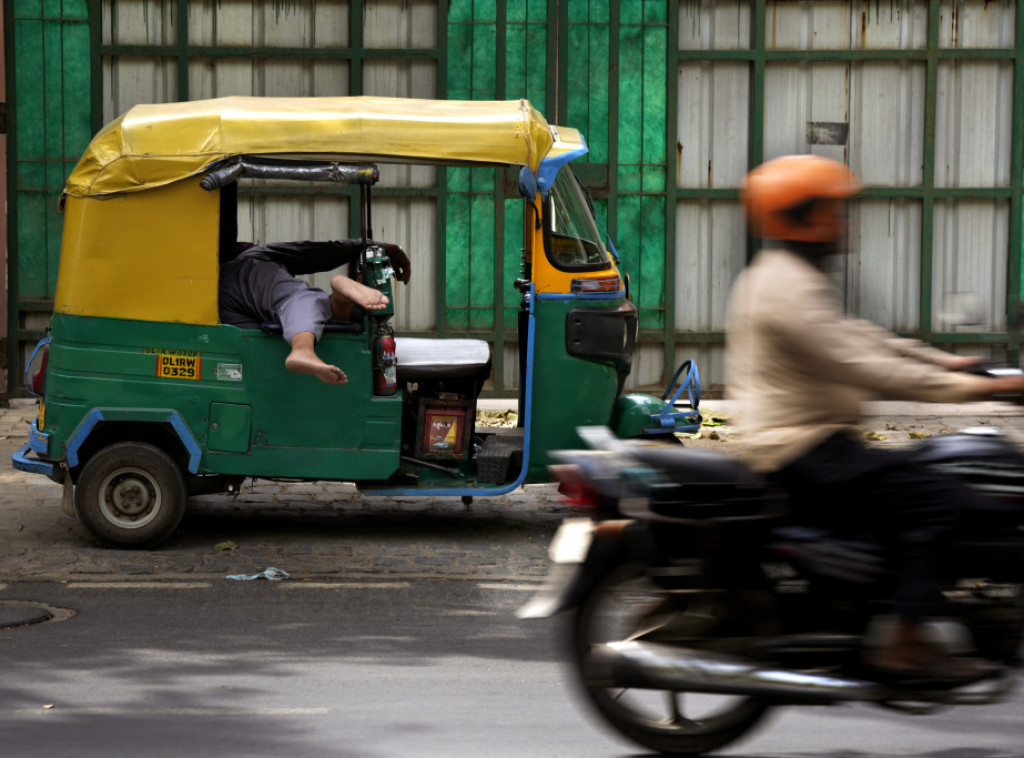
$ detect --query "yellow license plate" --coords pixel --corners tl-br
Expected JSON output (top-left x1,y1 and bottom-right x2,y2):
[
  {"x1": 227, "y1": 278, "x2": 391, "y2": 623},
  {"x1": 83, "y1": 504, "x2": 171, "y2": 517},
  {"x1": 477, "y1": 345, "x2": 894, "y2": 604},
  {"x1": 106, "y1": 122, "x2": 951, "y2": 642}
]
[{"x1": 154, "y1": 351, "x2": 202, "y2": 380}]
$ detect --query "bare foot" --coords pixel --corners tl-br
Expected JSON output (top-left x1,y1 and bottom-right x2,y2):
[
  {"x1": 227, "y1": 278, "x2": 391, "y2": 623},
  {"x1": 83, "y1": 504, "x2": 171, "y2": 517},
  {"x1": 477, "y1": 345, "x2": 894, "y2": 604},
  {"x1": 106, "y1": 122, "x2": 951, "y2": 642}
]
[
  {"x1": 285, "y1": 351, "x2": 348, "y2": 385},
  {"x1": 330, "y1": 274, "x2": 389, "y2": 311},
  {"x1": 285, "y1": 332, "x2": 348, "y2": 385}
]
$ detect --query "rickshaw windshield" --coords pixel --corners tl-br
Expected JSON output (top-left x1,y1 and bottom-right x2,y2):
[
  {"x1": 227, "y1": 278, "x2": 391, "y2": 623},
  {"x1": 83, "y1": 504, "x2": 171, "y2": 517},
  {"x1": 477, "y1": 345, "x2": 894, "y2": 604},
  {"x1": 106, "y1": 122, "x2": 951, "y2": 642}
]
[{"x1": 544, "y1": 167, "x2": 609, "y2": 271}]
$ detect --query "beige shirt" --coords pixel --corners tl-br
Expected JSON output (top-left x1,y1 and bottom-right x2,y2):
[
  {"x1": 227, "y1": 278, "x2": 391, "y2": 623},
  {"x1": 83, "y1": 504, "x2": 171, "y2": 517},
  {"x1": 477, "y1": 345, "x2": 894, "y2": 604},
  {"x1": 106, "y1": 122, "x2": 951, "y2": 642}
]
[{"x1": 725, "y1": 248, "x2": 989, "y2": 472}]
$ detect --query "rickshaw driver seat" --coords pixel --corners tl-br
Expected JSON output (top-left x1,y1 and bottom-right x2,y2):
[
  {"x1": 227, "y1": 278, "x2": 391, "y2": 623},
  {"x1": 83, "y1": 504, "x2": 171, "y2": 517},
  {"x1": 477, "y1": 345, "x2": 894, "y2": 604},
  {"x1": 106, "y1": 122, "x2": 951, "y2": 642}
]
[{"x1": 394, "y1": 337, "x2": 492, "y2": 383}]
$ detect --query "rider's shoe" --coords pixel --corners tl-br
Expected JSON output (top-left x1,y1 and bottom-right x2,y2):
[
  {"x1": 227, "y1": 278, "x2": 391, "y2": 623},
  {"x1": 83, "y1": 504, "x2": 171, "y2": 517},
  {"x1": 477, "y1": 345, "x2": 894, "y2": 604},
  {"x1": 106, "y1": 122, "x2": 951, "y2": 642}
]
[{"x1": 867, "y1": 621, "x2": 999, "y2": 688}]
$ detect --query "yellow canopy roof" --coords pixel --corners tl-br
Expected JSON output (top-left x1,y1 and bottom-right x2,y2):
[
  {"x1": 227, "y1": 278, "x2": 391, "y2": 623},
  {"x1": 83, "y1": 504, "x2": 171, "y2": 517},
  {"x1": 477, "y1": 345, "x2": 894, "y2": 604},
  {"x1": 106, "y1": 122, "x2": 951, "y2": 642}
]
[{"x1": 65, "y1": 96, "x2": 560, "y2": 198}]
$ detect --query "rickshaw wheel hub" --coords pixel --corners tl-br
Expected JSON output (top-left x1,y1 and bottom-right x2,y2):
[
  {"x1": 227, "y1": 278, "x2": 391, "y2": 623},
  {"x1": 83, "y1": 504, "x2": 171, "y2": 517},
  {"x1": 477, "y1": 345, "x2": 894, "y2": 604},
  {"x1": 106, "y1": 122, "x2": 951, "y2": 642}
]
[{"x1": 99, "y1": 469, "x2": 161, "y2": 524}]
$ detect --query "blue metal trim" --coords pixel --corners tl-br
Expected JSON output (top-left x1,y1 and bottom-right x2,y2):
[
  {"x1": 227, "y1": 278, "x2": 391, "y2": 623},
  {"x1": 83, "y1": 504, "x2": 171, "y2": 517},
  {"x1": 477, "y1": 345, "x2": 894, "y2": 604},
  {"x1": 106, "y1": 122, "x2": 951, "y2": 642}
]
[
  {"x1": 65, "y1": 408, "x2": 202, "y2": 474},
  {"x1": 643, "y1": 360, "x2": 703, "y2": 435},
  {"x1": 23, "y1": 336, "x2": 51, "y2": 397},
  {"x1": 536, "y1": 138, "x2": 589, "y2": 196},
  {"x1": 28, "y1": 420, "x2": 49, "y2": 454},
  {"x1": 366, "y1": 285, "x2": 538, "y2": 497},
  {"x1": 534, "y1": 289, "x2": 625, "y2": 302},
  {"x1": 12, "y1": 442, "x2": 56, "y2": 477},
  {"x1": 169, "y1": 413, "x2": 203, "y2": 474},
  {"x1": 66, "y1": 409, "x2": 106, "y2": 468}
]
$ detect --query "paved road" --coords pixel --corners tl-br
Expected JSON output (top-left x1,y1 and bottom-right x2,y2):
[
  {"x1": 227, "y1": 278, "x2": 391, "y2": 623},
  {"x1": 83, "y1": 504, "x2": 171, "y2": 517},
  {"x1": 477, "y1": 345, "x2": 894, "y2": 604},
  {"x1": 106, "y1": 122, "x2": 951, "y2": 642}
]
[{"x1": 2, "y1": 579, "x2": 1022, "y2": 758}]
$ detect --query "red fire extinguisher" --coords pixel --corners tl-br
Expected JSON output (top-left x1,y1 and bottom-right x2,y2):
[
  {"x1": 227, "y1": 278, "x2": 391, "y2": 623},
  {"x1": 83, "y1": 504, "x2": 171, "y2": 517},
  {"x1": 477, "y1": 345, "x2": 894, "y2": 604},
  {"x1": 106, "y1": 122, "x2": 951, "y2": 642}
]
[{"x1": 373, "y1": 324, "x2": 397, "y2": 396}]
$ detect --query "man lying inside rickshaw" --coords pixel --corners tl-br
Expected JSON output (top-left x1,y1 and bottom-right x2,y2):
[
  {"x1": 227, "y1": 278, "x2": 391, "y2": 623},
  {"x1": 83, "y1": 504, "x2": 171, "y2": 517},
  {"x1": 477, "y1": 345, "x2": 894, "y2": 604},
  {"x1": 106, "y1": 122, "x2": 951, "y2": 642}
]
[{"x1": 217, "y1": 228, "x2": 410, "y2": 385}]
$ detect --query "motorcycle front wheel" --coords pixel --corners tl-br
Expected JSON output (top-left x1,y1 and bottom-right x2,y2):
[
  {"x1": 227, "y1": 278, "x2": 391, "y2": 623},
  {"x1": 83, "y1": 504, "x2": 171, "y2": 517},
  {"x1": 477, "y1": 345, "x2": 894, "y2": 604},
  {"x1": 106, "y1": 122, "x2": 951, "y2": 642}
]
[{"x1": 573, "y1": 563, "x2": 772, "y2": 756}]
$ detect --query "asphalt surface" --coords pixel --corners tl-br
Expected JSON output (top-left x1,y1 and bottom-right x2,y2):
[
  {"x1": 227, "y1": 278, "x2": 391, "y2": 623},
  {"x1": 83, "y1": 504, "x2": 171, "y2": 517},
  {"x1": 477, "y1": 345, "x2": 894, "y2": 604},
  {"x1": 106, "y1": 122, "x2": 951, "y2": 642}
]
[{"x1": 1, "y1": 397, "x2": 1023, "y2": 586}]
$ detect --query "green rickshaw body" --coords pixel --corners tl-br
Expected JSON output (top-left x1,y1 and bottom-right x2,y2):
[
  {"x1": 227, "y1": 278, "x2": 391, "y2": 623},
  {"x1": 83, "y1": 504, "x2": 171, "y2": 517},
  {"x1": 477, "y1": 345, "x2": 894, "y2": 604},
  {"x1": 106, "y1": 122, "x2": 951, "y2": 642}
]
[{"x1": 41, "y1": 314, "x2": 401, "y2": 482}]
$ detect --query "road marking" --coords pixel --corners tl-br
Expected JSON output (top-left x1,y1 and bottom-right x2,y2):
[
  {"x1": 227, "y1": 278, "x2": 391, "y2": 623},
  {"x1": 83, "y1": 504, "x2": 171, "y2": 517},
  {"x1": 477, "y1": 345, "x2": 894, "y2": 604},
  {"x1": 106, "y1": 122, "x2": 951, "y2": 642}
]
[
  {"x1": 66, "y1": 581, "x2": 212, "y2": 590},
  {"x1": 477, "y1": 583, "x2": 543, "y2": 591},
  {"x1": 2, "y1": 707, "x2": 330, "y2": 716},
  {"x1": 282, "y1": 581, "x2": 412, "y2": 589}
]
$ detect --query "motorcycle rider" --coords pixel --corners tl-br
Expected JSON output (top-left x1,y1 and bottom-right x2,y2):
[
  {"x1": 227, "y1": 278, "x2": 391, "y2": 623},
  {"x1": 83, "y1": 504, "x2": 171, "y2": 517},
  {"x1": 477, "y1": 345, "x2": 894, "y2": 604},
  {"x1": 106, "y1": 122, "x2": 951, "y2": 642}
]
[{"x1": 726, "y1": 154, "x2": 1024, "y2": 684}]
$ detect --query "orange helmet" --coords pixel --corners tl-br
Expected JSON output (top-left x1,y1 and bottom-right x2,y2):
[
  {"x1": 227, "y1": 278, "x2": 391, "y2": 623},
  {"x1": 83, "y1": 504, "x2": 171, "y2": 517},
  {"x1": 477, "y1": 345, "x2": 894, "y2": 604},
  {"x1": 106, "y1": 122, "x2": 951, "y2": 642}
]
[{"x1": 741, "y1": 155, "x2": 861, "y2": 243}]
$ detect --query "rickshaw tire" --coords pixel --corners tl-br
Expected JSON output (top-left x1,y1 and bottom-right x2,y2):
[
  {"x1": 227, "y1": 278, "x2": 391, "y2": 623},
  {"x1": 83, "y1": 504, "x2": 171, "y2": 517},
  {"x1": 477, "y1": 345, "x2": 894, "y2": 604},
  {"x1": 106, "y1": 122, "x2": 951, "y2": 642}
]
[{"x1": 74, "y1": 442, "x2": 187, "y2": 549}]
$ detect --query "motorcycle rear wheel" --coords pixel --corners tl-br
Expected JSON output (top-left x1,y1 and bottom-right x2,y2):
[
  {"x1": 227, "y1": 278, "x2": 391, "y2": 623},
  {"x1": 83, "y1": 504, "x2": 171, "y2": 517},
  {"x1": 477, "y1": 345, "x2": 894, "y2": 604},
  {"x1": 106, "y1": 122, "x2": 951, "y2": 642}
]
[{"x1": 573, "y1": 563, "x2": 772, "y2": 756}]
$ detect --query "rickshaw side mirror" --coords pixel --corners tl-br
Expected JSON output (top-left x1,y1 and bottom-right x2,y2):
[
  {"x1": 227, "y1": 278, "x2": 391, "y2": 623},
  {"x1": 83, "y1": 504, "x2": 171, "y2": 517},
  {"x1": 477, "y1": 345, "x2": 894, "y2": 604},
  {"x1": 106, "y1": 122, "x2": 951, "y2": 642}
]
[{"x1": 518, "y1": 166, "x2": 538, "y2": 199}]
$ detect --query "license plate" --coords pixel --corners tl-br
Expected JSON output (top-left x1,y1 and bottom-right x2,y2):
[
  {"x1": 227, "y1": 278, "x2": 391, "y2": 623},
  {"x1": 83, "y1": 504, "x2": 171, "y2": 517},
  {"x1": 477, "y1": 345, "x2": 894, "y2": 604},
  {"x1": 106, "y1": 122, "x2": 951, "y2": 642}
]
[{"x1": 548, "y1": 518, "x2": 594, "y2": 564}]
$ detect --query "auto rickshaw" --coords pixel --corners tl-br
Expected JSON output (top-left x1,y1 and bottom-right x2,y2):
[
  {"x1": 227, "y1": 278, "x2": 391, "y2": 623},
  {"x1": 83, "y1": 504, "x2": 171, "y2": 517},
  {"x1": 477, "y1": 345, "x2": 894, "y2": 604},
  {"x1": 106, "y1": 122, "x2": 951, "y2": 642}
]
[{"x1": 13, "y1": 96, "x2": 701, "y2": 548}]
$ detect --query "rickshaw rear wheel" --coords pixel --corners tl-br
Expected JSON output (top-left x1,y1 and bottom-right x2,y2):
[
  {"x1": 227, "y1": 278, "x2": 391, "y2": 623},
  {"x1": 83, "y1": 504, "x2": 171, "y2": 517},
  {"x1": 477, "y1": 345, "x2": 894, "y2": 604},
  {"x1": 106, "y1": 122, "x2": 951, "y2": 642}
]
[{"x1": 74, "y1": 442, "x2": 187, "y2": 549}]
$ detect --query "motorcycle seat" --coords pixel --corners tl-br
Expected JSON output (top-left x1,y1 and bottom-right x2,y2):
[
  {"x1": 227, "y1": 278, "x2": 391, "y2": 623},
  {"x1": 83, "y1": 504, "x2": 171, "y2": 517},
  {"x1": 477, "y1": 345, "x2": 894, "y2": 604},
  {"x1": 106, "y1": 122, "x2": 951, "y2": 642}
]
[
  {"x1": 394, "y1": 337, "x2": 492, "y2": 382},
  {"x1": 618, "y1": 446, "x2": 777, "y2": 523},
  {"x1": 628, "y1": 446, "x2": 760, "y2": 487}
]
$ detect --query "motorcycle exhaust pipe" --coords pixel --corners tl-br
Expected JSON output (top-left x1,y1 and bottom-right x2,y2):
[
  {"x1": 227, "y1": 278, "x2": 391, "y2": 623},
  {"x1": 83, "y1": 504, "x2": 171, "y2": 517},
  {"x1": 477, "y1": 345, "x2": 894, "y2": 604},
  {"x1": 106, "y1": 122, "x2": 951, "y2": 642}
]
[{"x1": 587, "y1": 641, "x2": 887, "y2": 703}]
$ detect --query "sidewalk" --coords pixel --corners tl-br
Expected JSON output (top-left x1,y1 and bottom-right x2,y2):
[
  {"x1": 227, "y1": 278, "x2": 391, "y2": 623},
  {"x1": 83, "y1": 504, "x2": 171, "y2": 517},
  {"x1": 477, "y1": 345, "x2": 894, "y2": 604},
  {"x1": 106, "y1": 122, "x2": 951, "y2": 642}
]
[{"x1": 1, "y1": 397, "x2": 1022, "y2": 583}]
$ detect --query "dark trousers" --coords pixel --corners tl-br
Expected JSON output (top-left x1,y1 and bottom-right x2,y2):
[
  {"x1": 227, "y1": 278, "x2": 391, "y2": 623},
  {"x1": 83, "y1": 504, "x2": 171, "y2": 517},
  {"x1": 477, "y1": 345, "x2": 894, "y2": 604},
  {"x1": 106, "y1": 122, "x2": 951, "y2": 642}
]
[{"x1": 772, "y1": 431, "x2": 979, "y2": 623}]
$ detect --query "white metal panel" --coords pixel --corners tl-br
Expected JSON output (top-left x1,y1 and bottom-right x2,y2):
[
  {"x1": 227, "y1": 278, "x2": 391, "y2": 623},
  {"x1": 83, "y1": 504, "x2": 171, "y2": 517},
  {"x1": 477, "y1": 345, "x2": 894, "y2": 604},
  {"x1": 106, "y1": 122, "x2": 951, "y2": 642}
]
[
  {"x1": 932, "y1": 200, "x2": 1009, "y2": 331},
  {"x1": 678, "y1": 0, "x2": 751, "y2": 51},
  {"x1": 502, "y1": 344, "x2": 518, "y2": 392},
  {"x1": 677, "y1": 62, "x2": 749, "y2": 188},
  {"x1": 365, "y1": 0, "x2": 437, "y2": 48},
  {"x1": 856, "y1": 1, "x2": 928, "y2": 49},
  {"x1": 629, "y1": 343, "x2": 667, "y2": 392},
  {"x1": 764, "y1": 62, "x2": 850, "y2": 164},
  {"x1": 369, "y1": 198, "x2": 438, "y2": 333},
  {"x1": 939, "y1": 0, "x2": 1016, "y2": 48},
  {"x1": 766, "y1": 1, "x2": 927, "y2": 50},
  {"x1": 767, "y1": 1, "x2": 851, "y2": 49},
  {"x1": 673, "y1": 343, "x2": 725, "y2": 397},
  {"x1": 105, "y1": 1, "x2": 351, "y2": 112},
  {"x1": 102, "y1": 58, "x2": 177, "y2": 121},
  {"x1": 849, "y1": 62, "x2": 925, "y2": 187},
  {"x1": 673, "y1": 201, "x2": 746, "y2": 332},
  {"x1": 935, "y1": 61, "x2": 1013, "y2": 188},
  {"x1": 845, "y1": 200, "x2": 923, "y2": 331},
  {"x1": 103, "y1": 0, "x2": 176, "y2": 46}
]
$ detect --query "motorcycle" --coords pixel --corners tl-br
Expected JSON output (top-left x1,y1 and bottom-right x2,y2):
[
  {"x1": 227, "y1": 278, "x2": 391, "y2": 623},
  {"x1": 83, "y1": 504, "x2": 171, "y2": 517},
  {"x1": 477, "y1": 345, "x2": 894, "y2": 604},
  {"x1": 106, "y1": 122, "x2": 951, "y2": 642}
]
[{"x1": 519, "y1": 416, "x2": 1024, "y2": 756}]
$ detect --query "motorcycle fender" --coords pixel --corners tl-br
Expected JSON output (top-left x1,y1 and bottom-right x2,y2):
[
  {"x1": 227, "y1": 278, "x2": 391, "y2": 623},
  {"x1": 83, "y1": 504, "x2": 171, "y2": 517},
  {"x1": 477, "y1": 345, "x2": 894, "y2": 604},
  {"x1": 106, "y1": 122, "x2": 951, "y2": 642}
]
[{"x1": 517, "y1": 520, "x2": 627, "y2": 619}]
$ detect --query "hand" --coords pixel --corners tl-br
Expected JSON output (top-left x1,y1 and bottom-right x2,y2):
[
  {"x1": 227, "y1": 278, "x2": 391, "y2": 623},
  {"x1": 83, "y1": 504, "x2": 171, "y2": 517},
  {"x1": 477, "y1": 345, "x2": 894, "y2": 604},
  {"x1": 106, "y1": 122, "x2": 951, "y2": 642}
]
[
  {"x1": 985, "y1": 375, "x2": 1024, "y2": 397},
  {"x1": 384, "y1": 243, "x2": 411, "y2": 285}
]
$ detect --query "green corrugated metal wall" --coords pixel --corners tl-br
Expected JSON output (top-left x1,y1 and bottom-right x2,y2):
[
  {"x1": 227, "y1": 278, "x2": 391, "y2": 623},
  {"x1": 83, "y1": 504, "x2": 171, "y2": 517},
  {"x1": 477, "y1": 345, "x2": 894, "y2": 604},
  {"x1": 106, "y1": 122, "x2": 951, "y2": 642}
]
[{"x1": 5, "y1": 0, "x2": 92, "y2": 392}]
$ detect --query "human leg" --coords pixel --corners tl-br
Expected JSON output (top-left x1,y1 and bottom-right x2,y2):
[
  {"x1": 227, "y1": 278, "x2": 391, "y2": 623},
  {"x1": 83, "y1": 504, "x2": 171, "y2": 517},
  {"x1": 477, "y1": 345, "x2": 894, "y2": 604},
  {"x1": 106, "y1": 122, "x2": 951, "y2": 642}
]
[
  {"x1": 775, "y1": 433, "x2": 990, "y2": 681},
  {"x1": 328, "y1": 274, "x2": 389, "y2": 321},
  {"x1": 284, "y1": 331, "x2": 347, "y2": 385},
  {"x1": 274, "y1": 282, "x2": 349, "y2": 385}
]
